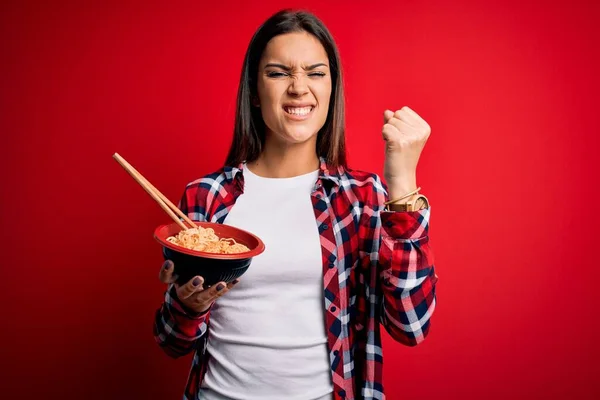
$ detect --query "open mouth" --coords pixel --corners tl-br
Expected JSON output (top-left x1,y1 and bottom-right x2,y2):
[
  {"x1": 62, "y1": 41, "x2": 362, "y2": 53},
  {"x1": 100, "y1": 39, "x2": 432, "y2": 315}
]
[{"x1": 283, "y1": 106, "x2": 314, "y2": 116}]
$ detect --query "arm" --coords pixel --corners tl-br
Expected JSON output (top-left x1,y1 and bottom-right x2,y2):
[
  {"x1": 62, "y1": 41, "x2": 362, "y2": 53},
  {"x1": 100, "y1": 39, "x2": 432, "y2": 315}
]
[
  {"x1": 378, "y1": 207, "x2": 437, "y2": 346},
  {"x1": 378, "y1": 106, "x2": 437, "y2": 345},
  {"x1": 153, "y1": 184, "x2": 211, "y2": 358},
  {"x1": 153, "y1": 286, "x2": 210, "y2": 358}
]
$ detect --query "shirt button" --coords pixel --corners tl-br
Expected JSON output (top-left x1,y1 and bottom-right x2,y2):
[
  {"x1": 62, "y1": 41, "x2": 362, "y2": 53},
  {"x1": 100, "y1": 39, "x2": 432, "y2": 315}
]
[
  {"x1": 328, "y1": 263, "x2": 335, "y2": 269},
  {"x1": 321, "y1": 224, "x2": 329, "y2": 231},
  {"x1": 333, "y1": 350, "x2": 339, "y2": 356},
  {"x1": 330, "y1": 306, "x2": 337, "y2": 312},
  {"x1": 316, "y1": 194, "x2": 322, "y2": 199},
  {"x1": 339, "y1": 390, "x2": 346, "y2": 398}
]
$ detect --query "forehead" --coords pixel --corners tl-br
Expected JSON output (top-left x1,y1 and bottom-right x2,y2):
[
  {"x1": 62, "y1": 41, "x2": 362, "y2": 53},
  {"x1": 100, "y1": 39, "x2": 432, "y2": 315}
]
[{"x1": 260, "y1": 31, "x2": 328, "y2": 65}]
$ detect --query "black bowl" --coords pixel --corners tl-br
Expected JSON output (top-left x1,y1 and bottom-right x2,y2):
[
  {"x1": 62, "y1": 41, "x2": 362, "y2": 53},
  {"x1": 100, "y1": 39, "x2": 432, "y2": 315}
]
[{"x1": 154, "y1": 221, "x2": 265, "y2": 287}]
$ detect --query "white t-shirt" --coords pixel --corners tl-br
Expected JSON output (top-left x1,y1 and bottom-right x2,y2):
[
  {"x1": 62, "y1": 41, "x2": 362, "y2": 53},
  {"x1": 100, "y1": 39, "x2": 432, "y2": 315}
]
[{"x1": 198, "y1": 166, "x2": 333, "y2": 400}]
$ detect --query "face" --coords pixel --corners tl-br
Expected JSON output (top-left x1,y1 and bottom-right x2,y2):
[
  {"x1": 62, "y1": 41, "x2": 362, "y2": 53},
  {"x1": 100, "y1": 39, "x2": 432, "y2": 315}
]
[{"x1": 256, "y1": 31, "x2": 332, "y2": 146}]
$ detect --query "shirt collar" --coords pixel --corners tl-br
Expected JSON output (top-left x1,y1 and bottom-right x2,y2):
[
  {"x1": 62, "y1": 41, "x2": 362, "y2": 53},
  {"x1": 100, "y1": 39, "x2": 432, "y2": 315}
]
[
  {"x1": 224, "y1": 164, "x2": 243, "y2": 182},
  {"x1": 318, "y1": 156, "x2": 341, "y2": 186}
]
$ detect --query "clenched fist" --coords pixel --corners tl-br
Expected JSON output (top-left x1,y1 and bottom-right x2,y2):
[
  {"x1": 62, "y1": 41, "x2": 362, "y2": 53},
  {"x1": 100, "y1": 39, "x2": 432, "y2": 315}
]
[{"x1": 382, "y1": 106, "x2": 431, "y2": 199}]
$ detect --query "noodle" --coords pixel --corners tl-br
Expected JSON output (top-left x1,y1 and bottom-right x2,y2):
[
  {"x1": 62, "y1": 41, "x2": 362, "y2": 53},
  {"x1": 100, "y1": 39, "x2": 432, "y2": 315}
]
[{"x1": 166, "y1": 226, "x2": 250, "y2": 254}]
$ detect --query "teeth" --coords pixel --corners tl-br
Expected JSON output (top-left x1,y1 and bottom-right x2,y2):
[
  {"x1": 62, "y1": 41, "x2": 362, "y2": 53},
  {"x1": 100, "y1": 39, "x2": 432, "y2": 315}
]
[{"x1": 285, "y1": 106, "x2": 313, "y2": 116}]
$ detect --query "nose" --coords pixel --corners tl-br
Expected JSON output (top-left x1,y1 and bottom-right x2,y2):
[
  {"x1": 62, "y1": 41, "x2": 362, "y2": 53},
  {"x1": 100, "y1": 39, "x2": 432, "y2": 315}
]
[{"x1": 287, "y1": 74, "x2": 309, "y2": 97}]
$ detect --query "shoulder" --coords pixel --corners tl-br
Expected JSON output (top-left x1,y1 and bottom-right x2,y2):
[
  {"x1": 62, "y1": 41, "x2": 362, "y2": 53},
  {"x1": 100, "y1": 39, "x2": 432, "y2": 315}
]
[
  {"x1": 338, "y1": 167, "x2": 387, "y2": 203},
  {"x1": 185, "y1": 167, "x2": 232, "y2": 192},
  {"x1": 179, "y1": 166, "x2": 238, "y2": 209}
]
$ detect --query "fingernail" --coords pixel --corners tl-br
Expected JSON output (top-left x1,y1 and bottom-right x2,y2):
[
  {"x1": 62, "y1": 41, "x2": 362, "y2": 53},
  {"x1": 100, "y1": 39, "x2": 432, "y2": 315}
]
[
  {"x1": 163, "y1": 261, "x2": 172, "y2": 270},
  {"x1": 216, "y1": 283, "x2": 225, "y2": 291},
  {"x1": 193, "y1": 277, "x2": 201, "y2": 286},
  {"x1": 232, "y1": 279, "x2": 240, "y2": 285}
]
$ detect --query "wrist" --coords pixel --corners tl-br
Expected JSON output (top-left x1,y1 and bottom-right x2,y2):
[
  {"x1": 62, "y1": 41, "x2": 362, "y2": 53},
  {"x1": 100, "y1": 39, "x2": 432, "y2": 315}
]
[
  {"x1": 387, "y1": 181, "x2": 417, "y2": 201},
  {"x1": 386, "y1": 191, "x2": 430, "y2": 212},
  {"x1": 169, "y1": 285, "x2": 211, "y2": 317}
]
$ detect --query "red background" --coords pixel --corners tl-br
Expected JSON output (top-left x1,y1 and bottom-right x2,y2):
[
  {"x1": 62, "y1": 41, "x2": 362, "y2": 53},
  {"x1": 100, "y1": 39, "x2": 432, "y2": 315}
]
[{"x1": 1, "y1": 0, "x2": 599, "y2": 399}]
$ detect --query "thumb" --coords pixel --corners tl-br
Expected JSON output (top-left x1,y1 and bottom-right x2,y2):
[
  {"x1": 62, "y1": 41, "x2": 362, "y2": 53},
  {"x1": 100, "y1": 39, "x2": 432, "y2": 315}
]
[
  {"x1": 383, "y1": 109, "x2": 394, "y2": 124},
  {"x1": 159, "y1": 260, "x2": 176, "y2": 284}
]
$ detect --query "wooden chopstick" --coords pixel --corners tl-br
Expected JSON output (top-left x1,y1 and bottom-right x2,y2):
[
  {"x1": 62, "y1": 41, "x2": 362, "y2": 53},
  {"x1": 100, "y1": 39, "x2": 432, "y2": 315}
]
[
  {"x1": 113, "y1": 152, "x2": 196, "y2": 231},
  {"x1": 113, "y1": 153, "x2": 197, "y2": 228}
]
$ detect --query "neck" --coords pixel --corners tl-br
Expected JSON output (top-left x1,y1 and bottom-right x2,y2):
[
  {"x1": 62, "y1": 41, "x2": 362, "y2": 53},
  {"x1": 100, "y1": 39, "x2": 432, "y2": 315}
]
[{"x1": 248, "y1": 136, "x2": 320, "y2": 178}]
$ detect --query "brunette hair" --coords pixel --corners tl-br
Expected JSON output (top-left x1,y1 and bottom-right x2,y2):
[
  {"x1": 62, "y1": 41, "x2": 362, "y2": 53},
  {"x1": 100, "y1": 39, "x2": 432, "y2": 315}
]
[{"x1": 224, "y1": 9, "x2": 346, "y2": 168}]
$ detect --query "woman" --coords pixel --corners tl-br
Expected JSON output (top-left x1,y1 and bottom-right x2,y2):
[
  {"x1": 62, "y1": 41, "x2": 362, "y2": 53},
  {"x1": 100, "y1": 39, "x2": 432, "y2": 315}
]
[{"x1": 154, "y1": 9, "x2": 437, "y2": 400}]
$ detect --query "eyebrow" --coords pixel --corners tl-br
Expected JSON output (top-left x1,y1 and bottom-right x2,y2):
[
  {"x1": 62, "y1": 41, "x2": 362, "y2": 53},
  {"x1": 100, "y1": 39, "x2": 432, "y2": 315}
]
[{"x1": 264, "y1": 62, "x2": 329, "y2": 71}]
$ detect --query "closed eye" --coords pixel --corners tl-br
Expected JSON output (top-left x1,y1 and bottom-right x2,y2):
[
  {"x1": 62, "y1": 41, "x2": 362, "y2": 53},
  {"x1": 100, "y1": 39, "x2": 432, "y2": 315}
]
[
  {"x1": 266, "y1": 71, "x2": 326, "y2": 78},
  {"x1": 266, "y1": 71, "x2": 288, "y2": 78}
]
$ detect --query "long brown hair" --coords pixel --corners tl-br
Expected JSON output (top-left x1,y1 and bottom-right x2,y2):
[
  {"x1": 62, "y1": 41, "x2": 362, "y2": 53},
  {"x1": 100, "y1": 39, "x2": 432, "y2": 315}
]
[{"x1": 224, "y1": 9, "x2": 347, "y2": 168}]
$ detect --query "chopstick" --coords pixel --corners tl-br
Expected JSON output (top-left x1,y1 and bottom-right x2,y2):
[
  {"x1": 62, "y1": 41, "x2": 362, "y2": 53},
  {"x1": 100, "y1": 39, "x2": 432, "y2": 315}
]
[{"x1": 113, "y1": 152, "x2": 197, "y2": 231}]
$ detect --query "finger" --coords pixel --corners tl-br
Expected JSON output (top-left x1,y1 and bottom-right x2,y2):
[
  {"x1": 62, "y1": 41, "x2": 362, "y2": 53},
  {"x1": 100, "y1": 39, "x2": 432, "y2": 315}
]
[
  {"x1": 159, "y1": 260, "x2": 177, "y2": 284},
  {"x1": 176, "y1": 275, "x2": 205, "y2": 300},
  {"x1": 196, "y1": 280, "x2": 236, "y2": 303},
  {"x1": 382, "y1": 123, "x2": 414, "y2": 145},
  {"x1": 188, "y1": 281, "x2": 230, "y2": 312},
  {"x1": 226, "y1": 278, "x2": 241, "y2": 289},
  {"x1": 394, "y1": 108, "x2": 421, "y2": 128},
  {"x1": 383, "y1": 109, "x2": 394, "y2": 124},
  {"x1": 382, "y1": 123, "x2": 397, "y2": 142},
  {"x1": 402, "y1": 106, "x2": 423, "y2": 121},
  {"x1": 385, "y1": 118, "x2": 420, "y2": 137},
  {"x1": 399, "y1": 106, "x2": 430, "y2": 131}
]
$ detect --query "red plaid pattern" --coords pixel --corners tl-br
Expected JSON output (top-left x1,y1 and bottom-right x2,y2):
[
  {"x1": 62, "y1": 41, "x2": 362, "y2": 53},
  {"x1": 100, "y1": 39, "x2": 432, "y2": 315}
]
[{"x1": 154, "y1": 159, "x2": 438, "y2": 400}]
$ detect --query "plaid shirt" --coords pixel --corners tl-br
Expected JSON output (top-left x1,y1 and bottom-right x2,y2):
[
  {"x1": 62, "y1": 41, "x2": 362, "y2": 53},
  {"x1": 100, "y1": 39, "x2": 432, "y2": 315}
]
[{"x1": 154, "y1": 158, "x2": 438, "y2": 400}]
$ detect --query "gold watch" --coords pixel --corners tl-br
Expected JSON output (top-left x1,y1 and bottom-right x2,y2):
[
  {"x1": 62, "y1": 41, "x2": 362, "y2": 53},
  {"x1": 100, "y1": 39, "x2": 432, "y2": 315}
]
[{"x1": 387, "y1": 193, "x2": 430, "y2": 212}]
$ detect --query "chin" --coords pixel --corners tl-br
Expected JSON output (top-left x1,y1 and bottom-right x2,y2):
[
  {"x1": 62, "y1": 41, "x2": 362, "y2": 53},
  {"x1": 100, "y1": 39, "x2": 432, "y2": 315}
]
[{"x1": 282, "y1": 128, "x2": 318, "y2": 144}]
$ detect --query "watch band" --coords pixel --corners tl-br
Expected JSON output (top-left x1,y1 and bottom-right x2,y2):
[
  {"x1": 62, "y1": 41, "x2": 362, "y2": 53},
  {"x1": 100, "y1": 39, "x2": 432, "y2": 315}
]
[{"x1": 386, "y1": 194, "x2": 429, "y2": 212}]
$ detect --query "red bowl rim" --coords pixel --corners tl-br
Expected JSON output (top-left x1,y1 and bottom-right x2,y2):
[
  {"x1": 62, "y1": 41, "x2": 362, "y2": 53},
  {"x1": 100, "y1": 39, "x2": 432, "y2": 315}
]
[{"x1": 154, "y1": 221, "x2": 266, "y2": 260}]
